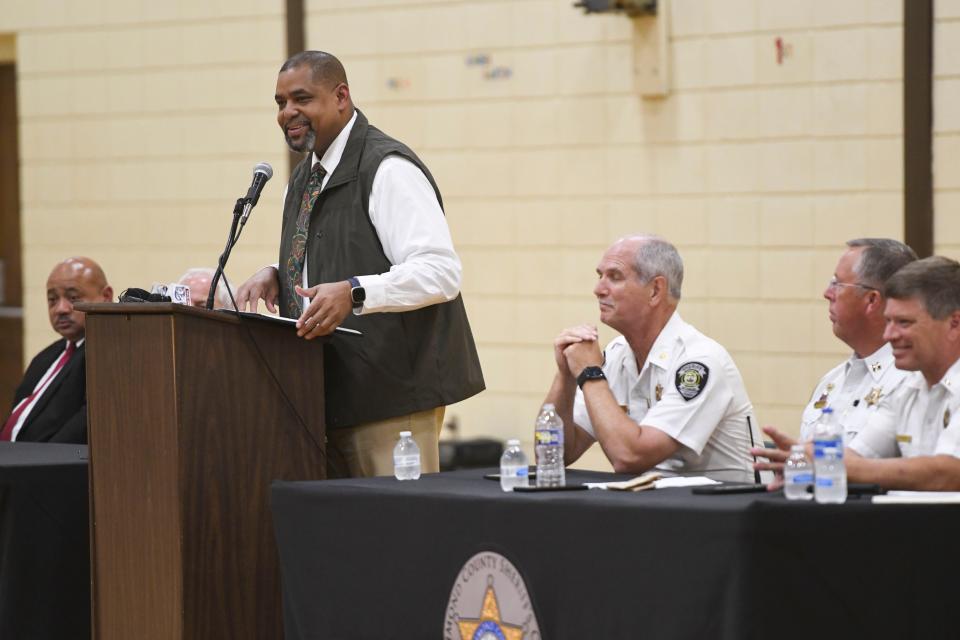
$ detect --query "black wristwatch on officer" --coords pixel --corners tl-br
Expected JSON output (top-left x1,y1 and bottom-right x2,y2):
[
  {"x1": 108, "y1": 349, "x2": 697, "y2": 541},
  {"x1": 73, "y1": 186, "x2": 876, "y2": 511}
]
[
  {"x1": 348, "y1": 277, "x2": 365, "y2": 311},
  {"x1": 576, "y1": 365, "x2": 606, "y2": 389}
]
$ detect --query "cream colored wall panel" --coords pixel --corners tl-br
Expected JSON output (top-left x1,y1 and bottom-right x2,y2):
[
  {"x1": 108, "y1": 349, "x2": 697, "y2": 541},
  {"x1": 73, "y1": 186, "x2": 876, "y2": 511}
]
[
  {"x1": 377, "y1": 5, "x2": 464, "y2": 55},
  {"x1": 707, "y1": 197, "x2": 759, "y2": 246},
  {"x1": 510, "y1": 49, "x2": 559, "y2": 97},
  {"x1": 706, "y1": 0, "x2": 756, "y2": 34},
  {"x1": 557, "y1": 199, "x2": 608, "y2": 246},
  {"x1": 935, "y1": 192, "x2": 960, "y2": 245},
  {"x1": 707, "y1": 301, "x2": 762, "y2": 352},
  {"x1": 446, "y1": 200, "x2": 516, "y2": 247},
  {"x1": 20, "y1": 120, "x2": 76, "y2": 161},
  {"x1": 866, "y1": 81, "x2": 901, "y2": 135},
  {"x1": 758, "y1": 140, "x2": 814, "y2": 193},
  {"x1": 556, "y1": 1, "x2": 615, "y2": 45},
  {"x1": 71, "y1": 31, "x2": 110, "y2": 72},
  {"x1": 605, "y1": 198, "x2": 659, "y2": 239},
  {"x1": 511, "y1": 98, "x2": 558, "y2": 147},
  {"x1": 478, "y1": 346, "x2": 523, "y2": 393},
  {"x1": 813, "y1": 140, "x2": 866, "y2": 191},
  {"x1": 513, "y1": 298, "x2": 567, "y2": 345},
  {"x1": 759, "y1": 196, "x2": 814, "y2": 246},
  {"x1": 515, "y1": 248, "x2": 567, "y2": 296},
  {"x1": 464, "y1": 101, "x2": 512, "y2": 148},
  {"x1": 755, "y1": 33, "x2": 812, "y2": 85},
  {"x1": 604, "y1": 95, "x2": 648, "y2": 144},
  {"x1": 514, "y1": 349, "x2": 560, "y2": 395},
  {"x1": 558, "y1": 149, "x2": 606, "y2": 197},
  {"x1": 811, "y1": 0, "x2": 868, "y2": 27},
  {"x1": 604, "y1": 42, "x2": 633, "y2": 94},
  {"x1": 812, "y1": 195, "x2": 869, "y2": 246},
  {"x1": 671, "y1": 0, "x2": 706, "y2": 36},
  {"x1": 512, "y1": 0, "x2": 558, "y2": 48},
  {"x1": 568, "y1": 446, "x2": 615, "y2": 472},
  {"x1": 561, "y1": 248, "x2": 607, "y2": 297},
  {"x1": 654, "y1": 145, "x2": 704, "y2": 194},
  {"x1": 866, "y1": 25, "x2": 901, "y2": 80},
  {"x1": 468, "y1": 296, "x2": 516, "y2": 344},
  {"x1": 760, "y1": 249, "x2": 814, "y2": 299},
  {"x1": 756, "y1": 87, "x2": 812, "y2": 138},
  {"x1": 705, "y1": 143, "x2": 758, "y2": 193},
  {"x1": 753, "y1": 353, "x2": 816, "y2": 407},
  {"x1": 862, "y1": 193, "x2": 902, "y2": 239},
  {"x1": 558, "y1": 98, "x2": 615, "y2": 148},
  {"x1": 219, "y1": 64, "x2": 283, "y2": 109},
  {"x1": 759, "y1": 301, "x2": 816, "y2": 352},
  {"x1": 704, "y1": 89, "x2": 758, "y2": 141},
  {"x1": 706, "y1": 248, "x2": 759, "y2": 298},
  {"x1": 756, "y1": 0, "x2": 813, "y2": 30},
  {"x1": 706, "y1": 36, "x2": 756, "y2": 88},
  {"x1": 555, "y1": 45, "x2": 607, "y2": 96},
  {"x1": 17, "y1": 75, "x2": 71, "y2": 118},
  {"x1": 867, "y1": 0, "x2": 901, "y2": 24},
  {"x1": 72, "y1": 74, "x2": 109, "y2": 116},
  {"x1": 644, "y1": 93, "x2": 705, "y2": 143},
  {"x1": 513, "y1": 149, "x2": 560, "y2": 195},
  {"x1": 418, "y1": 105, "x2": 466, "y2": 151},
  {"x1": 219, "y1": 113, "x2": 283, "y2": 156},
  {"x1": 459, "y1": 248, "x2": 517, "y2": 295},
  {"x1": 658, "y1": 197, "x2": 707, "y2": 244},
  {"x1": 934, "y1": 135, "x2": 960, "y2": 189},
  {"x1": 309, "y1": 12, "x2": 380, "y2": 57},
  {"x1": 865, "y1": 138, "x2": 901, "y2": 189},
  {"x1": 670, "y1": 39, "x2": 706, "y2": 90},
  {"x1": 933, "y1": 20, "x2": 960, "y2": 76},
  {"x1": 604, "y1": 147, "x2": 656, "y2": 194},
  {"x1": 935, "y1": 78, "x2": 960, "y2": 133},
  {"x1": 937, "y1": 0, "x2": 960, "y2": 18},
  {"x1": 181, "y1": 23, "x2": 227, "y2": 66},
  {"x1": 140, "y1": 25, "x2": 185, "y2": 67},
  {"x1": 30, "y1": 164, "x2": 75, "y2": 204},
  {"x1": 677, "y1": 248, "x2": 708, "y2": 298},
  {"x1": 16, "y1": 33, "x2": 65, "y2": 74},
  {"x1": 813, "y1": 84, "x2": 867, "y2": 136},
  {"x1": 514, "y1": 201, "x2": 565, "y2": 246},
  {"x1": 106, "y1": 72, "x2": 148, "y2": 113},
  {"x1": 72, "y1": 165, "x2": 112, "y2": 203},
  {"x1": 463, "y1": 1, "x2": 516, "y2": 50},
  {"x1": 812, "y1": 29, "x2": 867, "y2": 82}
]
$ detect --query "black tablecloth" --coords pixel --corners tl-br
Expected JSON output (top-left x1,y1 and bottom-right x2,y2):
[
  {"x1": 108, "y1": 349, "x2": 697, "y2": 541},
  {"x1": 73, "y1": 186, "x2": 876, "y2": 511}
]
[
  {"x1": 0, "y1": 443, "x2": 90, "y2": 640},
  {"x1": 272, "y1": 468, "x2": 960, "y2": 640}
]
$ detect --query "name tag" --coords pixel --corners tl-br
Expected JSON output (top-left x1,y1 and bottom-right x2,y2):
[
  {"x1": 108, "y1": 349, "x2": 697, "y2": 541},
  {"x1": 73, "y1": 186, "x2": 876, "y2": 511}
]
[{"x1": 896, "y1": 434, "x2": 912, "y2": 444}]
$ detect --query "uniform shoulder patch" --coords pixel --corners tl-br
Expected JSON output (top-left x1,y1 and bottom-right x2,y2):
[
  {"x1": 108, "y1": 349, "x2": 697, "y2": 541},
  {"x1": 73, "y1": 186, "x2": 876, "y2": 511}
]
[{"x1": 675, "y1": 361, "x2": 709, "y2": 401}]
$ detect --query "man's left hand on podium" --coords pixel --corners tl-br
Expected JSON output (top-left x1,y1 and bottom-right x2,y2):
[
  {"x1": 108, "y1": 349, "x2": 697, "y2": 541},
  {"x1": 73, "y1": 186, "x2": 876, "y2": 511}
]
[{"x1": 294, "y1": 281, "x2": 352, "y2": 339}]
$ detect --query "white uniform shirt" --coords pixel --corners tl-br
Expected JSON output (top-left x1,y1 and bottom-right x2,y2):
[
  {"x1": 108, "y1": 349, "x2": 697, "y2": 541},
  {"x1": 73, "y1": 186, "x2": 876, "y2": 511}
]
[
  {"x1": 572, "y1": 313, "x2": 761, "y2": 482},
  {"x1": 850, "y1": 357, "x2": 960, "y2": 459},
  {"x1": 799, "y1": 343, "x2": 911, "y2": 446},
  {"x1": 294, "y1": 111, "x2": 461, "y2": 314}
]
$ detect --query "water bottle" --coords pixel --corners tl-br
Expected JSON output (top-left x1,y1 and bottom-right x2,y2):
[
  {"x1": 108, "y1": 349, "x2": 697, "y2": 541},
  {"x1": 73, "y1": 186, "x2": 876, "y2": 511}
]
[
  {"x1": 783, "y1": 444, "x2": 813, "y2": 501},
  {"x1": 535, "y1": 403, "x2": 565, "y2": 487},
  {"x1": 499, "y1": 439, "x2": 530, "y2": 491},
  {"x1": 812, "y1": 408, "x2": 846, "y2": 503},
  {"x1": 393, "y1": 431, "x2": 421, "y2": 481}
]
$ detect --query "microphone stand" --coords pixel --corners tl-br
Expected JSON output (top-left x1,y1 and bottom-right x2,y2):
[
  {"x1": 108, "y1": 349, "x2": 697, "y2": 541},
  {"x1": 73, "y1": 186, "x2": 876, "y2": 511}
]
[{"x1": 206, "y1": 196, "x2": 251, "y2": 311}]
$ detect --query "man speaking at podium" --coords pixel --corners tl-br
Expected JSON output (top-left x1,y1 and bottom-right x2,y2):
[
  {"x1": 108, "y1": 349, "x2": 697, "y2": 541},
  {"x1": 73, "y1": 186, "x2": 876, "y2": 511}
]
[{"x1": 236, "y1": 51, "x2": 484, "y2": 478}]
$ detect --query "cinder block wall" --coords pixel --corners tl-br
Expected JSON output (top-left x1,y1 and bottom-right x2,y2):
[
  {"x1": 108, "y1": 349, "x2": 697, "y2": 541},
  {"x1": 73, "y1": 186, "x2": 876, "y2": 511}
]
[{"x1": 2, "y1": 0, "x2": 932, "y2": 470}]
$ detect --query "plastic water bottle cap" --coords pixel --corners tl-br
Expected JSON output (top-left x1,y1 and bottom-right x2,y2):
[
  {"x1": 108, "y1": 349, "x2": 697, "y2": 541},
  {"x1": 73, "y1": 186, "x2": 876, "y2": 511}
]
[
  {"x1": 506, "y1": 439, "x2": 520, "y2": 446},
  {"x1": 790, "y1": 444, "x2": 805, "y2": 453},
  {"x1": 399, "y1": 431, "x2": 411, "y2": 437},
  {"x1": 542, "y1": 403, "x2": 555, "y2": 411}
]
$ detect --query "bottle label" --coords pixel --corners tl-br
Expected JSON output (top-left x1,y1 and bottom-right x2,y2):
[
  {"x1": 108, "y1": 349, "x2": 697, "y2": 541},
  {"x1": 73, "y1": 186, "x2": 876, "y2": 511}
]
[
  {"x1": 813, "y1": 438, "x2": 842, "y2": 459},
  {"x1": 515, "y1": 467, "x2": 529, "y2": 477},
  {"x1": 815, "y1": 477, "x2": 835, "y2": 488},
  {"x1": 394, "y1": 454, "x2": 419, "y2": 466},
  {"x1": 535, "y1": 428, "x2": 561, "y2": 446},
  {"x1": 788, "y1": 472, "x2": 813, "y2": 484}
]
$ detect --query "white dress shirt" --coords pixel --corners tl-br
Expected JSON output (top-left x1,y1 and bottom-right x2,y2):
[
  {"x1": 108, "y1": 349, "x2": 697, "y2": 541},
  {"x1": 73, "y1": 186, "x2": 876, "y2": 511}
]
[
  {"x1": 9, "y1": 338, "x2": 83, "y2": 441},
  {"x1": 292, "y1": 110, "x2": 461, "y2": 314}
]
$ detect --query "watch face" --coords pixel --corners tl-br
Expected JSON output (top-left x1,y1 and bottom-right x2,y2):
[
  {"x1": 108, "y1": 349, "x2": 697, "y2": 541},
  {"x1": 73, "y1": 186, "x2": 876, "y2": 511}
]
[{"x1": 352, "y1": 287, "x2": 365, "y2": 304}]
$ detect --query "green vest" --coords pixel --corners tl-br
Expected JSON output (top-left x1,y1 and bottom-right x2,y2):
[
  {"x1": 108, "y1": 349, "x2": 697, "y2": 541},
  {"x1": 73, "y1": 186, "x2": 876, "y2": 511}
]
[{"x1": 278, "y1": 110, "x2": 485, "y2": 429}]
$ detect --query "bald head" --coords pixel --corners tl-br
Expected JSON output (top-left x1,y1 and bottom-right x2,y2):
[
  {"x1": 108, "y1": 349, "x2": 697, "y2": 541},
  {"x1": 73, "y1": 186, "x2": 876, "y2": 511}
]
[{"x1": 46, "y1": 257, "x2": 113, "y2": 342}]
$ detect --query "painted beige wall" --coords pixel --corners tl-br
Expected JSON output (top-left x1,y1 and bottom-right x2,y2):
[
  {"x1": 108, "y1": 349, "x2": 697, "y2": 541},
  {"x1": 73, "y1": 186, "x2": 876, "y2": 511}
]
[{"x1": 2, "y1": 0, "x2": 938, "y2": 471}]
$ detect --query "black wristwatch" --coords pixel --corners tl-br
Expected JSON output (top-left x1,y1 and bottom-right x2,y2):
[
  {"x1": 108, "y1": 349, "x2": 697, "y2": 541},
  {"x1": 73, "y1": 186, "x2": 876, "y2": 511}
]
[
  {"x1": 577, "y1": 366, "x2": 606, "y2": 389},
  {"x1": 348, "y1": 277, "x2": 365, "y2": 311}
]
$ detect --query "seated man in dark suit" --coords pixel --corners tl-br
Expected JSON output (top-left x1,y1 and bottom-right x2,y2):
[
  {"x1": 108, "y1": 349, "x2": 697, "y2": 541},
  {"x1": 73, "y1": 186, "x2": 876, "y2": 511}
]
[{"x1": 1, "y1": 257, "x2": 112, "y2": 443}]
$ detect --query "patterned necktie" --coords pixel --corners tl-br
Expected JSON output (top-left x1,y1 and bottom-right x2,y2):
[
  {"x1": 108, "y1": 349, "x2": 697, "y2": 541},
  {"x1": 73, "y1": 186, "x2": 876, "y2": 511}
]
[
  {"x1": 285, "y1": 163, "x2": 326, "y2": 317},
  {"x1": 1, "y1": 341, "x2": 76, "y2": 441}
]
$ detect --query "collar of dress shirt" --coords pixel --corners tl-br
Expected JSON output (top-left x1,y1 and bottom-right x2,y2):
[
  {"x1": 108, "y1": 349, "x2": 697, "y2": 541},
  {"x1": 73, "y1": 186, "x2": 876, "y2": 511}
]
[
  {"x1": 311, "y1": 110, "x2": 358, "y2": 180},
  {"x1": 933, "y1": 355, "x2": 960, "y2": 397},
  {"x1": 855, "y1": 341, "x2": 893, "y2": 382},
  {"x1": 635, "y1": 311, "x2": 685, "y2": 376}
]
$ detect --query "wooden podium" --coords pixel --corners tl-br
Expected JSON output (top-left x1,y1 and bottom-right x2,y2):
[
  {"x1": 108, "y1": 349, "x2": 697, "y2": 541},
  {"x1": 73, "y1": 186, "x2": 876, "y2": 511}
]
[{"x1": 80, "y1": 303, "x2": 327, "y2": 640}]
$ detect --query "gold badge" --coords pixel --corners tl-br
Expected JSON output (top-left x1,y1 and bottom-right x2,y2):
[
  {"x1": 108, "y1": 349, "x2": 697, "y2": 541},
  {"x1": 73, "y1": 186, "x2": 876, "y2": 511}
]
[
  {"x1": 655, "y1": 383, "x2": 663, "y2": 402},
  {"x1": 896, "y1": 434, "x2": 912, "y2": 443},
  {"x1": 945, "y1": 409, "x2": 952, "y2": 429},
  {"x1": 864, "y1": 387, "x2": 883, "y2": 407},
  {"x1": 814, "y1": 383, "x2": 834, "y2": 410}
]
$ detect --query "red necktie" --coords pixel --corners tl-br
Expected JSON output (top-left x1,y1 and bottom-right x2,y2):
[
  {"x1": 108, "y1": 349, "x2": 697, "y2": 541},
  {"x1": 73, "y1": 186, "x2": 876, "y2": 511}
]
[{"x1": 1, "y1": 341, "x2": 76, "y2": 441}]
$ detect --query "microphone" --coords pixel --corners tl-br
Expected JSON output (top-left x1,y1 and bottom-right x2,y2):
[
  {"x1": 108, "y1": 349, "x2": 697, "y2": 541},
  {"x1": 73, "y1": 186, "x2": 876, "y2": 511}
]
[{"x1": 240, "y1": 162, "x2": 273, "y2": 224}]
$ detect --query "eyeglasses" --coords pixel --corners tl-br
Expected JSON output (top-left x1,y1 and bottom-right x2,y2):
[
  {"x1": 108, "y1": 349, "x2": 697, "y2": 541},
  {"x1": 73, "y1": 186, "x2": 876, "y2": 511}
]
[{"x1": 827, "y1": 277, "x2": 880, "y2": 292}]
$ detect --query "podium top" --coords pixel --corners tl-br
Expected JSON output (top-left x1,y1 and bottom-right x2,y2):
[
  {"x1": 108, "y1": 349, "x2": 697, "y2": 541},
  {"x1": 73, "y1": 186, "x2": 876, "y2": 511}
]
[{"x1": 76, "y1": 302, "x2": 241, "y2": 324}]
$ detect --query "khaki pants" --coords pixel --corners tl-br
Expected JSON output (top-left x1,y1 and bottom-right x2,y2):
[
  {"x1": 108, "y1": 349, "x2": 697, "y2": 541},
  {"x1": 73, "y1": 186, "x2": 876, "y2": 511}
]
[{"x1": 326, "y1": 407, "x2": 445, "y2": 478}]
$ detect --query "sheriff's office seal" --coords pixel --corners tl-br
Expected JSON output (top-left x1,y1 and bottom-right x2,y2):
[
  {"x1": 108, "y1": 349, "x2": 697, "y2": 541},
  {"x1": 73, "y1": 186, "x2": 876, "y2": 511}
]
[
  {"x1": 444, "y1": 552, "x2": 541, "y2": 640},
  {"x1": 675, "y1": 361, "x2": 709, "y2": 401}
]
